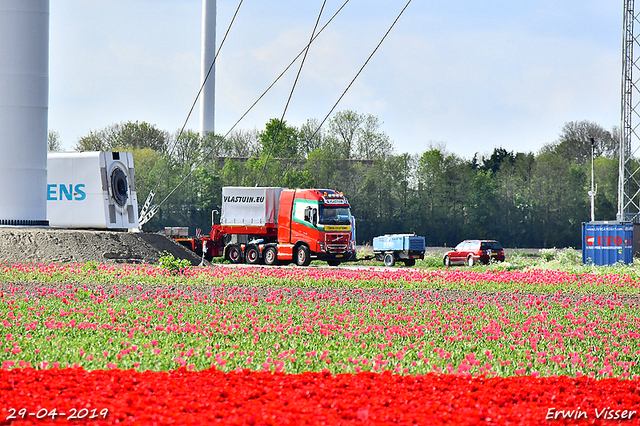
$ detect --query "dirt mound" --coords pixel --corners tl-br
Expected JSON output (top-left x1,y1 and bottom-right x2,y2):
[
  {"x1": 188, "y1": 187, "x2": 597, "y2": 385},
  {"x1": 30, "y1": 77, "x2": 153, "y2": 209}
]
[{"x1": 0, "y1": 227, "x2": 204, "y2": 265}]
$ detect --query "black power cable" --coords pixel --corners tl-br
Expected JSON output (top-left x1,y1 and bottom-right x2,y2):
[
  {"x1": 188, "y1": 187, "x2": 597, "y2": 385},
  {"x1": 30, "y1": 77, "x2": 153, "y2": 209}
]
[
  {"x1": 139, "y1": 0, "x2": 245, "y2": 224},
  {"x1": 256, "y1": 0, "x2": 327, "y2": 187},
  {"x1": 276, "y1": 0, "x2": 413, "y2": 186},
  {"x1": 221, "y1": 0, "x2": 351, "y2": 140},
  {"x1": 153, "y1": 0, "x2": 415, "y2": 214},
  {"x1": 149, "y1": 2, "x2": 352, "y2": 214}
]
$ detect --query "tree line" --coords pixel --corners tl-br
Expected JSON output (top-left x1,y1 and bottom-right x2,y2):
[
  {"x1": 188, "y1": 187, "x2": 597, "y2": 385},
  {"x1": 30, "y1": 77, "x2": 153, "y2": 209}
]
[{"x1": 52, "y1": 113, "x2": 629, "y2": 248}]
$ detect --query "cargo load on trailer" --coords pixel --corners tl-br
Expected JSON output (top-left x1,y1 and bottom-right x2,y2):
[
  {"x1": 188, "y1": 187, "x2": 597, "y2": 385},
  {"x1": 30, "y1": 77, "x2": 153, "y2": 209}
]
[
  {"x1": 220, "y1": 187, "x2": 284, "y2": 228},
  {"x1": 173, "y1": 187, "x2": 356, "y2": 266},
  {"x1": 47, "y1": 151, "x2": 139, "y2": 229}
]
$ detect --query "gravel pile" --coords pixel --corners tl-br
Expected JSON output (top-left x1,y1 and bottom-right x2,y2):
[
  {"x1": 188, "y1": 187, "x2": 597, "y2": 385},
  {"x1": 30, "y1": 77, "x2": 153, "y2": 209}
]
[{"x1": 0, "y1": 227, "x2": 204, "y2": 265}]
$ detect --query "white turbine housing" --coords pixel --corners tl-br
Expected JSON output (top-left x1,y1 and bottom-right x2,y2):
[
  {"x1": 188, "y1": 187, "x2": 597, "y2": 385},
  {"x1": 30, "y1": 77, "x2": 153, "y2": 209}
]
[{"x1": 47, "y1": 152, "x2": 139, "y2": 229}]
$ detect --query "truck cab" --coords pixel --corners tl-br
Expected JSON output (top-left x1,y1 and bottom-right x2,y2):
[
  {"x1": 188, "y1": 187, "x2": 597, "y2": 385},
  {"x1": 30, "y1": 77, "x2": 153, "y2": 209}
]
[
  {"x1": 276, "y1": 189, "x2": 354, "y2": 266},
  {"x1": 193, "y1": 187, "x2": 355, "y2": 266}
]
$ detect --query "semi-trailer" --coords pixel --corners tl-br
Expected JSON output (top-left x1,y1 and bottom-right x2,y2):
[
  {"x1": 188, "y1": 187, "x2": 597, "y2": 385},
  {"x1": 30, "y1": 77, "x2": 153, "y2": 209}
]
[{"x1": 175, "y1": 186, "x2": 356, "y2": 266}]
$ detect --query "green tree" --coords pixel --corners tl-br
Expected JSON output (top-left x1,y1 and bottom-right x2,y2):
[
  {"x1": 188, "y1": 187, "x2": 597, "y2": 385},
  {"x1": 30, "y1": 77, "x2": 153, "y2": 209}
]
[
  {"x1": 414, "y1": 148, "x2": 447, "y2": 244},
  {"x1": 198, "y1": 131, "x2": 230, "y2": 158},
  {"x1": 247, "y1": 156, "x2": 287, "y2": 188},
  {"x1": 280, "y1": 169, "x2": 315, "y2": 189},
  {"x1": 221, "y1": 159, "x2": 249, "y2": 187},
  {"x1": 530, "y1": 153, "x2": 587, "y2": 247},
  {"x1": 413, "y1": 146, "x2": 475, "y2": 246},
  {"x1": 304, "y1": 149, "x2": 338, "y2": 188},
  {"x1": 170, "y1": 130, "x2": 205, "y2": 169},
  {"x1": 492, "y1": 152, "x2": 536, "y2": 247},
  {"x1": 590, "y1": 157, "x2": 618, "y2": 221},
  {"x1": 259, "y1": 118, "x2": 299, "y2": 159},
  {"x1": 130, "y1": 147, "x2": 163, "y2": 207},
  {"x1": 116, "y1": 121, "x2": 169, "y2": 152},
  {"x1": 74, "y1": 121, "x2": 169, "y2": 152},
  {"x1": 48, "y1": 130, "x2": 62, "y2": 152},
  {"x1": 221, "y1": 129, "x2": 261, "y2": 157},
  {"x1": 75, "y1": 130, "x2": 109, "y2": 152},
  {"x1": 481, "y1": 147, "x2": 515, "y2": 174},
  {"x1": 355, "y1": 115, "x2": 394, "y2": 160},
  {"x1": 467, "y1": 170, "x2": 497, "y2": 238},
  {"x1": 298, "y1": 118, "x2": 325, "y2": 156},
  {"x1": 327, "y1": 110, "x2": 363, "y2": 158},
  {"x1": 545, "y1": 120, "x2": 618, "y2": 165},
  {"x1": 326, "y1": 110, "x2": 393, "y2": 160}
]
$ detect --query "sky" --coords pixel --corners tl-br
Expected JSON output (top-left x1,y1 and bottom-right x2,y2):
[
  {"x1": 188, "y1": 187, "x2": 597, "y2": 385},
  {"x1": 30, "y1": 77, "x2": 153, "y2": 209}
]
[{"x1": 49, "y1": 0, "x2": 622, "y2": 159}]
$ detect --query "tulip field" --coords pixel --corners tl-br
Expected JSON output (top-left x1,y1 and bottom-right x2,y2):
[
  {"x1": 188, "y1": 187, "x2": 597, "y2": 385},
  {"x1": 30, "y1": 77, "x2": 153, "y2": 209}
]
[{"x1": 1, "y1": 262, "x2": 640, "y2": 424}]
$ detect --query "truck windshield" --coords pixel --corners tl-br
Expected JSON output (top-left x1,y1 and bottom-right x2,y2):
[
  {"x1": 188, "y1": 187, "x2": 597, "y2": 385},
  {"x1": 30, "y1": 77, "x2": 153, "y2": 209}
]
[{"x1": 319, "y1": 206, "x2": 351, "y2": 225}]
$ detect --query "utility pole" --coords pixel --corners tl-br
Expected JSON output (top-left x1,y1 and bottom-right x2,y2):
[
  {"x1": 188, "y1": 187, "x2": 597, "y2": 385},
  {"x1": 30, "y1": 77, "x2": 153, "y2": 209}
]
[{"x1": 589, "y1": 138, "x2": 597, "y2": 222}]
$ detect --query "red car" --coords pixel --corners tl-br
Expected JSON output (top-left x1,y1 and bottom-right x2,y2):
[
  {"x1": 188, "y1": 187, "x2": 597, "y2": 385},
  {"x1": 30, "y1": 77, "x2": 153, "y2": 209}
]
[{"x1": 443, "y1": 240, "x2": 505, "y2": 267}]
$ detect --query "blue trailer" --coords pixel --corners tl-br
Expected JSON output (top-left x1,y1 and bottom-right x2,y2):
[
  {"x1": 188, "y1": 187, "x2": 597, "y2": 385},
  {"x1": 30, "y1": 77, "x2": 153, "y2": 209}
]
[{"x1": 373, "y1": 234, "x2": 426, "y2": 267}]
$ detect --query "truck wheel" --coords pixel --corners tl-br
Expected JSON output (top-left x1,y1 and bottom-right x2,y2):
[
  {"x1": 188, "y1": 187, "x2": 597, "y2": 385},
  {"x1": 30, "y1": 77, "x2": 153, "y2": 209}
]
[
  {"x1": 467, "y1": 256, "x2": 474, "y2": 267},
  {"x1": 443, "y1": 256, "x2": 451, "y2": 267},
  {"x1": 226, "y1": 244, "x2": 243, "y2": 264},
  {"x1": 404, "y1": 259, "x2": 416, "y2": 267},
  {"x1": 263, "y1": 246, "x2": 277, "y2": 265},
  {"x1": 384, "y1": 253, "x2": 395, "y2": 267},
  {"x1": 296, "y1": 245, "x2": 311, "y2": 266},
  {"x1": 245, "y1": 245, "x2": 260, "y2": 264}
]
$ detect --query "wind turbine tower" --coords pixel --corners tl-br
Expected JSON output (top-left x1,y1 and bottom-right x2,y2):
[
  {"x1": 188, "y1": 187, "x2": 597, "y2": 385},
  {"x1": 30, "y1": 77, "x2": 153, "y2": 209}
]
[
  {"x1": 0, "y1": 0, "x2": 49, "y2": 226},
  {"x1": 199, "y1": 0, "x2": 216, "y2": 136}
]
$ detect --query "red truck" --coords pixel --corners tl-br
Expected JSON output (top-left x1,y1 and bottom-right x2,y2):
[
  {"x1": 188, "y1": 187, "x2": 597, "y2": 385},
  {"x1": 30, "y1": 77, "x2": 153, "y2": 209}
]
[{"x1": 174, "y1": 187, "x2": 356, "y2": 266}]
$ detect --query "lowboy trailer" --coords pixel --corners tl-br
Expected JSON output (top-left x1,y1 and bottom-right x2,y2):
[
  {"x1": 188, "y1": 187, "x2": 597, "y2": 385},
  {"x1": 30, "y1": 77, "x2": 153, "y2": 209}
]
[{"x1": 174, "y1": 187, "x2": 356, "y2": 266}]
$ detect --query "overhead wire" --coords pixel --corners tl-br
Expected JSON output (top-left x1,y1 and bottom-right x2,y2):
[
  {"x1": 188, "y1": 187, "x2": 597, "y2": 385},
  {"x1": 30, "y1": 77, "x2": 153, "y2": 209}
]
[
  {"x1": 148, "y1": 1, "x2": 352, "y2": 213},
  {"x1": 221, "y1": 0, "x2": 351, "y2": 140},
  {"x1": 151, "y1": 0, "x2": 412, "y2": 215},
  {"x1": 276, "y1": 0, "x2": 413, "y2": 186},
  {"x1": 138, "y1": 0, "x2": 244, "y2": 224},
  {"x1": 256, "y1": 0, "x2": 327, "y2": 187},
  {"x1": 157, "y1": 0, "x2": 243, "y2": 189}
]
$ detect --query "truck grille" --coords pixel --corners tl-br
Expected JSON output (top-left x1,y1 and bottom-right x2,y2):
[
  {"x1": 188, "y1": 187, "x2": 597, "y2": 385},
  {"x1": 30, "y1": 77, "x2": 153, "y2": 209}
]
[{"x1": 325, "y1": 233, "x2": 350, "y2": 252}]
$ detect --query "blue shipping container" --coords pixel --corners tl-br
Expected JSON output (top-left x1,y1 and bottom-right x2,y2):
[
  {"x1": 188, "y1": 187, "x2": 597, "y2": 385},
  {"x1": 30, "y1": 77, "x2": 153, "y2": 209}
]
[{"x1": 582, "y1": 221, "x2": 633, "y2": 265}]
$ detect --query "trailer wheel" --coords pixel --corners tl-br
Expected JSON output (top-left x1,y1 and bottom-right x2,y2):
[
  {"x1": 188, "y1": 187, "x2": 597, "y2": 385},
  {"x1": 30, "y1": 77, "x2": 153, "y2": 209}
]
[
  {"x1": 296, "y1": 245, "x2": 311, "y2": 266},
  {"x1": 226, "y1": 244, "x2": 243, "y2": 264},
  {"x1": 383, "y1": 253, "x2": 395, "y2": 267},
  {"x1": 245, "y1": 245, "x2": 260, "y2": 264},
  {"x1": 263, "y1": 246, "x2": 277, "y2": 265},
  {"x1": 404, "y1": 259, "x2": 416, "y2": 267}
]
